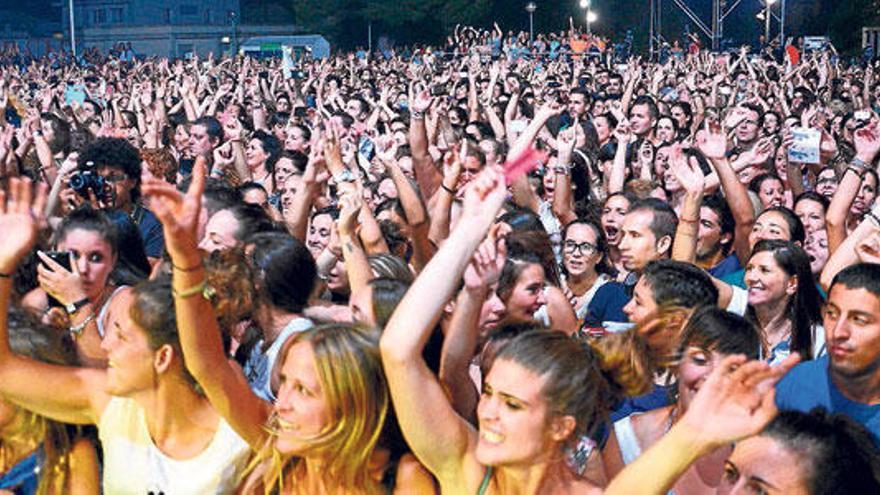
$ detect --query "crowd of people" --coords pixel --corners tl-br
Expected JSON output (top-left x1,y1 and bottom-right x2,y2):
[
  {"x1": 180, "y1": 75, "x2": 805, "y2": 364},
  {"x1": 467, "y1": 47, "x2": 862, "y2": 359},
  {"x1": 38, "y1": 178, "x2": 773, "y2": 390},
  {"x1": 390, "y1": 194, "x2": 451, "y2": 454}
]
[{"x1": 0, "y1": 20, "x2": 878, "y2": 494}]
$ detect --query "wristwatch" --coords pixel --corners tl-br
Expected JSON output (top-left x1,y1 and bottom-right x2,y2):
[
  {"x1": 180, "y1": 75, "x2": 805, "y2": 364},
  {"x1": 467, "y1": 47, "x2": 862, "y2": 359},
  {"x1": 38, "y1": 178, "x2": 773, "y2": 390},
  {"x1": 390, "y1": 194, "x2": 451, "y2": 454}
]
[{"x1": 64, "y1": 298, "x2": 90, "y2": 315}]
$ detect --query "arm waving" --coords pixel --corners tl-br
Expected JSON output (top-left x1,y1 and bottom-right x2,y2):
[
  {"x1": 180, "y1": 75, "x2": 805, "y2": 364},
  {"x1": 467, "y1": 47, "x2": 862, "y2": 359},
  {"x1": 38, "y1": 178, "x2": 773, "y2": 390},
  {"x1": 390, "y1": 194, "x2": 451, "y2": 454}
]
[
  {"x1": 605, "y1": 354, "x2": 799, "y2": 495},
  {"x1": 381, "y1": 165, "x2": 508, "y2": 481},
  {"x1": 0, "y1": 178, "x2": 108, "y2": 425},
  {"x1": 143, "y1": 157, "x2": 271, "y2": 450}
]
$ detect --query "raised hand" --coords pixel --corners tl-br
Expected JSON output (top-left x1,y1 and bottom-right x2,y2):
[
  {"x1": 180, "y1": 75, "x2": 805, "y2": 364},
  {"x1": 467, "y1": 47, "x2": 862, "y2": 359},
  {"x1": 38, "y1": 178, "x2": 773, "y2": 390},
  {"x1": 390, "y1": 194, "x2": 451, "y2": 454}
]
[
  {"x1": 337, "y1": 192, "x2": 362, "y2": 238},
  {"x1": 410, "y1": 89, "x2": 433, "y2": 114},
  {"x1": 854, "y1": 124, "x2": 880, "y2": 163},
  {"x1": 460, "y1": 165, "x2": 507, "y2": 229},
  {"x1": 36, "y1": 251, "x2": 87, "y2": 306},
  {"x1": 557, "y1": 123, "x2": 578, "y2": 165},
  {"x1": 746, "y1": 137, "x2": 775, "y2": 166},
  {"x1": 723, "y1": 106, "x2": 750, "y2": 131},
  {"x1": 678, "y1": 353, "x2": 799, "y2": 450},
  {"x1": 0, "y1": 178, "x2": 47, "y2": 273},
  {"x1": 142, "y1": 156, "x2": 207, "y2": 264},
  {"x1": 695, "y1": 120, "x2": 728, "y2": 161},
  {"x1": 613, "y1": 118, "x2": 634, "y2": 145},
  {"x1": 464, "y1": 225, "x2": 507, "y2": 291},
  {"x1": 856, "y1": 230, "x2": 880, "y2": 264},
  {"x1": 670, "y1": 145, "x2": 705, "y2": 194}
]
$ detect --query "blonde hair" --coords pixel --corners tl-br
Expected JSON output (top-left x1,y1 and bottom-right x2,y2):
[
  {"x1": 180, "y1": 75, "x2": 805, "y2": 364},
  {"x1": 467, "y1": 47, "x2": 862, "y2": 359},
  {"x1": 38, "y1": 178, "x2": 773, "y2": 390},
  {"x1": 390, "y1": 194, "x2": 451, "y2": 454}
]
[
  {"x1": 242, "y1": 324, "x2": 389, "y2": 494},
  {"x1": 5, "y1": 307, "x2": 86, "y2": 494}
]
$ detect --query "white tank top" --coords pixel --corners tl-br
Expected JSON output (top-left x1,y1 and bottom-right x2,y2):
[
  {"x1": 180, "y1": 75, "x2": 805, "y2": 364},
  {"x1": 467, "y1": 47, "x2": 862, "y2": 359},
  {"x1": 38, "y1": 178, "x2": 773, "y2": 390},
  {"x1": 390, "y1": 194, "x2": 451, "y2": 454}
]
[{"x1": 98, "y1": 397, "x2": 251, "y2": 494}]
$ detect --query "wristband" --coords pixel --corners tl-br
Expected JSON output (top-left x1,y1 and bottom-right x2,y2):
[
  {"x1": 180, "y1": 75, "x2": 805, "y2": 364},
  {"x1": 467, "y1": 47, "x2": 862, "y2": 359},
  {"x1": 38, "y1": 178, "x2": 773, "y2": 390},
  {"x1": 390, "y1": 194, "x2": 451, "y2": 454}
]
[
  {"x1": 171, "y1": 279, "x2": 216, "y2": 300},
  {"x1": 440, "y1": 183, "x2": 456, "y2": 194},
  {"x1": 852, "y1": 157, "x2": 870, "y2": 171},
  {"x1": 410, "y1": 110, "x2": 425, "y2": 120},
  {"x1": 172, "y1": 261, "x2": 203, "y2": 272},
  {"x1": 0, "y1": 272, "x2": 10, "y2": 278},
  {"x1": 868, "y1": 211, "x2": 880, "y2": 228}
]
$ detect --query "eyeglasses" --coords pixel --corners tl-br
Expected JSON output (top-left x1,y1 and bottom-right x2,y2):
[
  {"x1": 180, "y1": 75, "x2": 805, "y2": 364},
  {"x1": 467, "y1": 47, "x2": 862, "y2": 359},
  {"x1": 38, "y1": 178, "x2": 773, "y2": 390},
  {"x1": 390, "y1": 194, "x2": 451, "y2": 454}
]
[
  {"x1": 101, "y1": 173, "x2": 129, "y2": 183},
  {"x1": 564, "y1": 240, "x2": 597, "y2": 255}
]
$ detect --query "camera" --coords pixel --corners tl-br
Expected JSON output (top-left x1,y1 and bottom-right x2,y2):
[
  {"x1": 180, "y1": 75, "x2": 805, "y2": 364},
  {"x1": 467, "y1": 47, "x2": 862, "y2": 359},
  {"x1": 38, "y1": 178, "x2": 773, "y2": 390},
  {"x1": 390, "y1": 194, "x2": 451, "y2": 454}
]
[{"x1": 69, "y1": 165, "x2": 112, "y2": 204}]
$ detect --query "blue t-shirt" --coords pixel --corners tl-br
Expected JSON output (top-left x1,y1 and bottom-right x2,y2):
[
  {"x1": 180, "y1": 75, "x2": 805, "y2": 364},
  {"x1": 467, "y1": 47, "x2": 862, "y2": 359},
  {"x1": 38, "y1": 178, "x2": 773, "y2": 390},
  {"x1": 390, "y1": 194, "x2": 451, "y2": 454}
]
[
  {"x1": 708, "y1": 253, "x2": 741, "y2": 279},
  {"x1": 582, "y1": 281, "x2": 629, "y2": 329},
  {"x1": 132, "y1": 205, "x2": 165, "y2": 259},
  {"x1": 611, "y1": 382, "x2": 675, "y2": 423},
  {"x1": 720, "y1": 267, "x2": 746, "y2": 288},
  {"x1": 776, "y1": 355, "x2": 880, "y2": 445}
]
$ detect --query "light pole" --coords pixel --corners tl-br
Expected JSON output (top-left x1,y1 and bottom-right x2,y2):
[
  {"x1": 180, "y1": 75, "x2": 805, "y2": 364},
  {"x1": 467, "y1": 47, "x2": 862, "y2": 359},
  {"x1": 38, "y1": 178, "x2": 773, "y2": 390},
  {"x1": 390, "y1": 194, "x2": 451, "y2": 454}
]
[
  {"x1": 229, "y1": 11, "x2": 238, "y2": 56},
  {"x1": 586, "y1": 10, "x2": 597, "y2": 35},
  {"x1": 68, "y1": 0, "x2": 76, "y2": 58},
  {"x1": 579, "y1": 0, "x2": 596, "y2": 35},
  {"x1": 525, "y1": 2, "x2": 536, "y2": 47},
  {"x1": 764, "y1": 0, "x2": 777, "y2": 42}
]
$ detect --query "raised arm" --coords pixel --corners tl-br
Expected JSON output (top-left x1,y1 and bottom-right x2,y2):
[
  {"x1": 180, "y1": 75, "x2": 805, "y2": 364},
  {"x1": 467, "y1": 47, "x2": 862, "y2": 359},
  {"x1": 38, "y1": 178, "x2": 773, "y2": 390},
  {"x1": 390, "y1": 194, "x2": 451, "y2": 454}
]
[
  {"x1": 380, "y1": 165, "x2": 508, "y2": 481},
  {"x1": 820, "y1": 214, "x2": 880, "y2": 292},
  {"x1": 143, "y1": 157, "x2": 271, "y2": 450},
  {"x1": 605, "y1": 354, "x2": 799, "y2": 495},
  {"x1": 670, "y1": 145, "x2": 706, "y2": 263},
  {"x1": 0, "y1": 178, "x2": 108, "y2": 426},
  {"x1": 409, "y1": 90, "x2": 444, "y2": 199},
  {"x1": 439, "y1": 230, "x2": 505, "y2": 424},
  {"x1": 551, "y1": 126, "x2": 578, "y2": 225},
  {"x1": 827, "y1": 125, "x2": 880, "y2": 253},
  {"x1": 337, "y1": 192, "x2": 373, "y2": 296},
  {"x1": 382, "y1": 147, "x2": 435, "y2": 272},
  {"x1": 696, "y1": 122, "x2": 755, "y2": 266}
]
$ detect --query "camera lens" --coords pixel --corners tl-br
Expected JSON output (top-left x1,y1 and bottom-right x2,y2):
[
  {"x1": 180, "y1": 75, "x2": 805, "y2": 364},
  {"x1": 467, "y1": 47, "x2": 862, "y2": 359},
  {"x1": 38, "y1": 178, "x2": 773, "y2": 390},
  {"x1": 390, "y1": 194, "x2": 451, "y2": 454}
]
[{"x1": 69, "y1": 172, "x2": 86, "y2": 191}]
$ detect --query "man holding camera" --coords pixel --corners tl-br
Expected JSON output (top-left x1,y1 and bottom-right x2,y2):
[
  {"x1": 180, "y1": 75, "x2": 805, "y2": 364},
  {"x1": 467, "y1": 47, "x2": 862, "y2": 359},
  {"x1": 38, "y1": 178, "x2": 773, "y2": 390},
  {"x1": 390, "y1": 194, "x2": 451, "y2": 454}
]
[{"x1": 67, "y1": 137, "x2": 164, "y2": 264}]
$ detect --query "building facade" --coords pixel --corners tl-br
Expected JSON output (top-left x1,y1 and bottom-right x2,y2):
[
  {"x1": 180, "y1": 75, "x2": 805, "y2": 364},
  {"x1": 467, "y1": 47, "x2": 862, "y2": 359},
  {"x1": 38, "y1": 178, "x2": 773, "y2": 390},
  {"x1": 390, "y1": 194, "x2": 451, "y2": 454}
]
[{"x1": 60, "y1": 0, "x2": 302, "y2": 58}]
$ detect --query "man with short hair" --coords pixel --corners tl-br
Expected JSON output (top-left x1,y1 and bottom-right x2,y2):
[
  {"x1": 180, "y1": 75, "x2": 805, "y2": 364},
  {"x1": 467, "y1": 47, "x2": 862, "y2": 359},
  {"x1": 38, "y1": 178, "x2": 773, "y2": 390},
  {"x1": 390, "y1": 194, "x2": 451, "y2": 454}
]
[
  {"x1": 628, "y1": 95, "x2": 658, "y2": 143},
  {"x1": 568, "y1": 87, "x2": 591, "y2": 121},
  {"x1": 188, "y1": 116, "x2": 223, "y2": 158},
  {"x1": 696, "y1": 194, "x2": 740, "y2": 278},
  {"x1": 614, "y1": 259, "x2": 719, "y2": 421},
  {"x1": 618, "y1": 198, "x2": 678, "y2": 274},
  {"x1": 731, "y1": 103, "x2": 763, "y2": 150},
  {"x1": 776, "y1": 263, "x2": 880, "y2": 444},
  {"x1": 584, "y1": 198, "x2": 678, "y2": 328}
]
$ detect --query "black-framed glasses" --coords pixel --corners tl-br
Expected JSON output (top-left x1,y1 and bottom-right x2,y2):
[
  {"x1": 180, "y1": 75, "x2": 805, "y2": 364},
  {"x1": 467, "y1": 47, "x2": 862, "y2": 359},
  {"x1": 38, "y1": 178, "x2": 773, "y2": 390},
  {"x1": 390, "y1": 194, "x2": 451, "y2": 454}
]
[{"x1": 563, "y1": 240, "x2": 597, "y2": 255}]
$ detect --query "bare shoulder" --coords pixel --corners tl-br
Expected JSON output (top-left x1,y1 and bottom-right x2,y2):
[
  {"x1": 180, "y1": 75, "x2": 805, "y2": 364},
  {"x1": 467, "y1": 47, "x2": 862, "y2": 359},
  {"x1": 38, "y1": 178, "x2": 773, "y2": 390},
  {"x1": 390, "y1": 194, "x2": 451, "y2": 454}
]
[{"x1": 393, "y1": 453, "x2": 438, "y2": 495}]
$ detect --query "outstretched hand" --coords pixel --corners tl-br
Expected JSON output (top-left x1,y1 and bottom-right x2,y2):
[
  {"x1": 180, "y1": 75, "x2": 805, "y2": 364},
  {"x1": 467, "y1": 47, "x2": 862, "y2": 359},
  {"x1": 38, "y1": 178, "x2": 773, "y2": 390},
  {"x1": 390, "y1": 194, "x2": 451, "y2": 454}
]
[
  {"x1": 678, "y1": 353, "x2": 800, "y2": 450},
  {"x1": 0, "y1": 178, "x2": 48, "y2": 274},
  {"x1": 142, "y1": 156, "x2": 207, "y2": 265}
]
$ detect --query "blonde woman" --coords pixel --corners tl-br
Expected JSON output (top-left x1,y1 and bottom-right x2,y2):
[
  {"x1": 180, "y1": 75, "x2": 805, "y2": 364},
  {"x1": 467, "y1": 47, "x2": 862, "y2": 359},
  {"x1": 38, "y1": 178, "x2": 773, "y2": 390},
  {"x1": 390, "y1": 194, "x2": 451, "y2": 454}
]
[
  {"x1": 0, "y1": 307, "x2": 99, "y2": 494},
  {"x1": 0, "y1": 178, "x2": 251, "y2": 494},
  {"x1": 143, "y1": 158, "x2": 436, "y2": 493}
]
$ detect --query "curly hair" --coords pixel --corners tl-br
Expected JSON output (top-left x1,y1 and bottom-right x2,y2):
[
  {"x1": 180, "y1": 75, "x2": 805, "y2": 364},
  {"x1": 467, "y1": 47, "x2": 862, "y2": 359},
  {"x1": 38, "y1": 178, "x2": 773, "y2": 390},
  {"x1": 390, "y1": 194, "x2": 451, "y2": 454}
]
[{"x1": 141, "y1": 147, "x2": 178, "y2": 183}]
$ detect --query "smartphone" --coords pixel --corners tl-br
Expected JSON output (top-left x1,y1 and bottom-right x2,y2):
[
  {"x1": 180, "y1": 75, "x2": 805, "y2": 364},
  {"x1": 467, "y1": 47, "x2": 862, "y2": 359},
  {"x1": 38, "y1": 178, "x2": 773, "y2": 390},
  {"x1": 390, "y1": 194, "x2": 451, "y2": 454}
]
[
  {"x1": 42, "y1": 251, "x2": 72, "y2": 272},
  {"x1": 430, "y1": 85, "x2": 447, "y2": 97},
  {"x1": 41, "y1": 251, "x2": 72, "y2": 308}
]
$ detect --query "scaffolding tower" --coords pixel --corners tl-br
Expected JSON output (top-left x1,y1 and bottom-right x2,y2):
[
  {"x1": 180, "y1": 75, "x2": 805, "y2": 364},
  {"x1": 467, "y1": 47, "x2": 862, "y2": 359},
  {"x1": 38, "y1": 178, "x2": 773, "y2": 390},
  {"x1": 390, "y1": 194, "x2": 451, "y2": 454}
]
[{"x1": 649, "y1": 0, "x2": 786, "y2": 58}]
